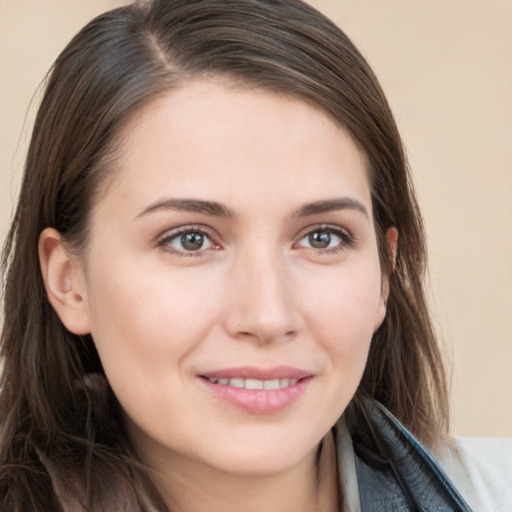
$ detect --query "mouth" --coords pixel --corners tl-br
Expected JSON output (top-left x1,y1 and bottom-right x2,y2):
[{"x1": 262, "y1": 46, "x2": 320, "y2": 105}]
[
  {"x1": 198, "y1": 366, "x2": 313, "y2": 414},
  {"x1": 202, "y1": 376, "x2": 300, "y2": 390}
]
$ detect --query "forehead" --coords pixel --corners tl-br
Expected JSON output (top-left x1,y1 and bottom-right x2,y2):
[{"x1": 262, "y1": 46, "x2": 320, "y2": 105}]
[{"x1": 99, "y1": 79, "x2": 371, "y2": 218}]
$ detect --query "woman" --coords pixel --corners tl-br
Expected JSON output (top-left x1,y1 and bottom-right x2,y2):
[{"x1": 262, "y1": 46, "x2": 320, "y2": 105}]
[{"x1": 0, "y1": 0, "x2": 504, "y2": 510}]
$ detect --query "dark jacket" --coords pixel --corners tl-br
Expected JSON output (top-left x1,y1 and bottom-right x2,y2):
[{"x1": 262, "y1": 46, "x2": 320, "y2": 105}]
[{"x1": 342, "y1": 400, "x2": 472, "y2": 512}]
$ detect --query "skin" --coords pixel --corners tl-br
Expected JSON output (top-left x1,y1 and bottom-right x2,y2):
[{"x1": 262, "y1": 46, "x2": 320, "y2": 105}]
[{"x1": 40, "y1": 80, "x2": 396, "y2": 512}]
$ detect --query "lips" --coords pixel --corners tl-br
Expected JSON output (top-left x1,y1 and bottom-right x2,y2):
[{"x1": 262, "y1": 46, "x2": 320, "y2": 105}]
[
  {"x1": 198, "y1": 366, "x2": 313, "y2": 414},
  {"x1": 204, "y1": 377, "x2": 298, "y2": 390},
  {"x1": 200, "y1": 365, "x2": 311, "y2": 381}
]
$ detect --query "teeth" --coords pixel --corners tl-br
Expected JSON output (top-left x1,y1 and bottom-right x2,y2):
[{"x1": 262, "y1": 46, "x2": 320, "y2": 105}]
[
  {"x1": 263, "y1": 379, "x2": 280, "y2": 390},
  {"x1": 207, "y1": 377, "x2": 300, "y2": 389},
  {"x1": 229, "y1": 378, "x2": 245, "y2": 388},
  {"x1": 245, "y1": 378, "x2": 263, "y2": 390}
]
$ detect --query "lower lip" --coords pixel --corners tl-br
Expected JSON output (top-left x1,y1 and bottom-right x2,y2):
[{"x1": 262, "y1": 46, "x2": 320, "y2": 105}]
[{"x1": 200, "y1": 377, "x2": 312, "y2": 414}]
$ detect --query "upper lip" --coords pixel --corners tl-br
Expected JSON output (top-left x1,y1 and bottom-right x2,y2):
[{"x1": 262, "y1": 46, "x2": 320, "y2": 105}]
[{"x1": 199, "y1": 366, "x2": 313, "y2": 381}]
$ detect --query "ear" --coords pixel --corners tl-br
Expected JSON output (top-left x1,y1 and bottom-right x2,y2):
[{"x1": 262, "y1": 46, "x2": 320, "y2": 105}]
[
  {"x1": 38, "y1": 227, "x2": 91, "y2": 335},
  {"x1": 381, "y1": 227, "x2": 399, "y2": 304},
  {"x1": 375, "y1": 227, "x2": 398, "y2": 331}
]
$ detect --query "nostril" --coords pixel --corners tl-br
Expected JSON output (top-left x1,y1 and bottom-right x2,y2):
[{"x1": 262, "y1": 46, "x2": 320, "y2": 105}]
[{"x1": 222, "y1": 301, "x2": 301, "y2": 343}]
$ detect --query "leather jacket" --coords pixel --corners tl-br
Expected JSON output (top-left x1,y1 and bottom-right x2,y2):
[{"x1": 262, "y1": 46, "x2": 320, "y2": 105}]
[{"x1": 343, "y1": 400, "x2": 472, "y2": 511}]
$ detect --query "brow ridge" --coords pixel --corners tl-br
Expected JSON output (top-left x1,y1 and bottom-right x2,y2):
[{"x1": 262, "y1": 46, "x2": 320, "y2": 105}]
[
  {"x1": 294, "y1": 198, "x2": 368, "y2": 218},
  {"x1": 136, "y1": 197, "x2": 367, "y2": 220},
  {"x1": 136, "y1": 198, "x2": 236, "y2": 219}
]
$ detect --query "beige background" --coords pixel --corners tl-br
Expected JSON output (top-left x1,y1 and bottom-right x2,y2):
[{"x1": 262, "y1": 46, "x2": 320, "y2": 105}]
[{"x1": 0, "y1": 1, "x2": 511, "y2": 437}]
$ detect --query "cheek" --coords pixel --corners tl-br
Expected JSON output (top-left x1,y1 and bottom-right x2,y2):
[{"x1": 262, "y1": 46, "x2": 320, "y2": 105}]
[
  {"x1": 297, "y1": 260, "x2": 383, "y2": 383},
  {"x1": 301, "y1": 264, "x2": 383, "y2": 339},
  {"x1": 83, "y1": 259, "x2": 223, "y2": 382},
  {"x1": 82, "y1": 260, "x2": 227, "y2": 443}
]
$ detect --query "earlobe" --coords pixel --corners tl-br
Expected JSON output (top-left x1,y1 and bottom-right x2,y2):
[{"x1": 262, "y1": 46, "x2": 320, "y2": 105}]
[
  {"x1": 386, "y1": 227, "x2": 398, "y2": 273},
  {"x1": 376, "y1": 227, "x2": 399, "y2": 330},
  {"x1": 381, "y1": 227, "x2": 398, "y2": 303},
  {"x1": 38, "y1": 227, "x2": 91, "y2": 335}
]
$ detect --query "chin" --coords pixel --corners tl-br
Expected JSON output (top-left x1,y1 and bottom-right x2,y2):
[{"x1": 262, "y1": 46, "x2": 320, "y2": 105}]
[{"x1": 198, "y1": 431, "x2": 321, "y2": 477}]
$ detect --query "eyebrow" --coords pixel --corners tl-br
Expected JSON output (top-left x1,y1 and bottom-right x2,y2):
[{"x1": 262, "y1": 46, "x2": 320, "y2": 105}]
[
  {"x1": 135, "y1": 196, "x2": 368, "y2": 220},
  {"x1": 136, "y1": 198, "x2": 236, "y2": 219},
  {"x1": 294, "y1": 198, "x2": 369, "y2": 219}
]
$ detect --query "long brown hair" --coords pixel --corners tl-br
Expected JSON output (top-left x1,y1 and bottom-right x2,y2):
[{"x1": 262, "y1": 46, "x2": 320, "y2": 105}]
[{"x1": 0, "y1": 0, "x2": 448, "y2": 509}]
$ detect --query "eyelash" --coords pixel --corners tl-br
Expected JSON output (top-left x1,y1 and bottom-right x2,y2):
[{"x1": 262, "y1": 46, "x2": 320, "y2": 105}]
[
  {"x1": 157, "y1": 224, "x2": 354, "y2": 257},
  {"x1": 157, "y1": 225, "x2": 220, "y2": 257},
  {"x1": 294, "y1": 224, "x2": 355, "y2": 254}
]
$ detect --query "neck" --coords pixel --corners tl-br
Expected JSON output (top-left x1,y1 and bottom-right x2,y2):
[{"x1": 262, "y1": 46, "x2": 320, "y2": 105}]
[{"x1": 146, "y1": 432, "x2": 339, "y2": 512}]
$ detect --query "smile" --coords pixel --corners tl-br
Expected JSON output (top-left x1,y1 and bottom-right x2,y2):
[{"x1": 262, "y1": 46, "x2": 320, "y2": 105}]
[
  {"x1": 199, "y1": 366, "x2": 313, "y2": 414},
  {"x1": 205, "y1": 377, "x2": 299, "y2": 389}
]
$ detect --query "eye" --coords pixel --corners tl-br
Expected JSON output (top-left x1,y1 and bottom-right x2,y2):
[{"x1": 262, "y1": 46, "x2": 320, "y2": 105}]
[
  {"x1": 159, "y1": 227, "x2": 219, "y2": 256},
  {"x1": 295, "y1": 226, "x2": 353, "y2": 252}
]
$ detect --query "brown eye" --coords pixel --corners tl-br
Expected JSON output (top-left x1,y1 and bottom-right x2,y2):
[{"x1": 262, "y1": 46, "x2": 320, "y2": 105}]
[
  {"x1": 181, "y1": 232, "x2": 205, "y2": 251},
  {"x1": 308, "y1": 231, "x2": 332, "y2": 249},
  {"x1": 161, "y1": 229, "x2": 215, "y2": 254},
  {"x1": 296, "y1": 226, "x2": 352, "y2": 253}
]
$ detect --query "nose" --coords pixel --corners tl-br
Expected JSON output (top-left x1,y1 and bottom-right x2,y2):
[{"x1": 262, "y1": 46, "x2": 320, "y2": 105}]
[{"x1": 223, "y1": 248, "x2": 302, "y2": 344}]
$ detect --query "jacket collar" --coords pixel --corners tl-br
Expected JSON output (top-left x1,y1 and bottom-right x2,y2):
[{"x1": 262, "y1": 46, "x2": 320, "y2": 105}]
[{"x1": 335, "y1": 400, "x2": 472, "y2": 512}]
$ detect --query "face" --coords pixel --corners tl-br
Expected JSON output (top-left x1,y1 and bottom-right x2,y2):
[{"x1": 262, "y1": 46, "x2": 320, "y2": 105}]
[{"x1": 71, "y1": 80, "x2": 387, "y2": 477}]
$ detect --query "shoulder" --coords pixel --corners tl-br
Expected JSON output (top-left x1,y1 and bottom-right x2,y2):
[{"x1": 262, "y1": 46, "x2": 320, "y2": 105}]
[
  {"x1": 433, "y1": 436, "x2": 512, "y2": 512},
  {"x1": 339, "y1": 400, "x2": 512, "y2": 511},
  {"x1": 340, "y1": 401, "x2": 473, "y2": 511}
]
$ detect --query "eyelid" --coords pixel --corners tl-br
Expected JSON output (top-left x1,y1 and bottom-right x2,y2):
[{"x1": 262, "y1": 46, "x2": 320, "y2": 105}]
[
  {"x1": 293, "y1": 223, "x2": 355, "y2": 252},
  {"x1": 157, "y1": 224, "x2": 222, "y2": 256}
]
